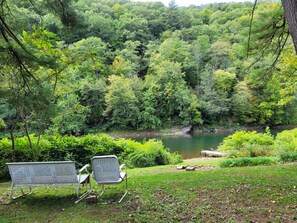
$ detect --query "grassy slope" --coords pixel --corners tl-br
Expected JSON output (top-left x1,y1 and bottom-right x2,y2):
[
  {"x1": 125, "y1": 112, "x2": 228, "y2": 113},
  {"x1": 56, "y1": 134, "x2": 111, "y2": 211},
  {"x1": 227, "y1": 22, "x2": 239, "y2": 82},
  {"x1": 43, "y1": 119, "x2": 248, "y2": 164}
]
[{"x1": 1, "y1": 159, "x2": 297, "y2": 223}]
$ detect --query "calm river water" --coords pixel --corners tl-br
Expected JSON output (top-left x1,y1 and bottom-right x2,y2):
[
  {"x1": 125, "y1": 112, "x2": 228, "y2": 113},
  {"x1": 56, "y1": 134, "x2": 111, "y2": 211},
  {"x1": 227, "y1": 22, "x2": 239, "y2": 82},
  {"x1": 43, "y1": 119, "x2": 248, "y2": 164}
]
[
  {"x1": 132, "y1": 126, "x2": 296, "y2": 159},
  {"x1": 135, "y1": 133, "x2": 230, "y2": 159}
]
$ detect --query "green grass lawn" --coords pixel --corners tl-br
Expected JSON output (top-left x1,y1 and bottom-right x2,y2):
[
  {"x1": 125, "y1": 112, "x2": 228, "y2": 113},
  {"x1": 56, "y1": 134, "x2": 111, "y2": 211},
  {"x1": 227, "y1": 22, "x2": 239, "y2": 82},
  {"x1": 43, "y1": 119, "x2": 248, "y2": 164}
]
[{"x1": 1, "y1": 158, "x2": 297, "y2": 222}]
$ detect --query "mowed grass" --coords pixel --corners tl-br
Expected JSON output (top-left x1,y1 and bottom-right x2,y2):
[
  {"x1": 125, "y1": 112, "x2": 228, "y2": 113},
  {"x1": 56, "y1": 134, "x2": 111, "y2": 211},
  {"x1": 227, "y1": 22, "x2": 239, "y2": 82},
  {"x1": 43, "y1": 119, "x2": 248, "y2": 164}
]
[{"x1": 1, "y1": 158, "x2": 297, "y2": 223}]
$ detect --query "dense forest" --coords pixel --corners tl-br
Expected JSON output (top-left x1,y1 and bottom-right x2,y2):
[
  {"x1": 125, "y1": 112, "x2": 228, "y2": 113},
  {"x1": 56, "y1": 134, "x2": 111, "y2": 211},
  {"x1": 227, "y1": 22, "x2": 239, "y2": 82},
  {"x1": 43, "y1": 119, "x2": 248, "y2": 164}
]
[{"x1": 1, "y1": 0, "x2": 297, "y2": 137}]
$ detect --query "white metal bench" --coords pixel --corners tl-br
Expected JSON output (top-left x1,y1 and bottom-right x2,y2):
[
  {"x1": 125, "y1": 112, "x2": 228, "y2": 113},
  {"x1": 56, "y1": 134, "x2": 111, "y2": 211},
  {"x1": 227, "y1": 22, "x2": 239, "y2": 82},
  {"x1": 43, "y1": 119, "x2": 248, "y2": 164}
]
[{"x1": 6, "y1": 161, "x2": 92, "y2": 203}]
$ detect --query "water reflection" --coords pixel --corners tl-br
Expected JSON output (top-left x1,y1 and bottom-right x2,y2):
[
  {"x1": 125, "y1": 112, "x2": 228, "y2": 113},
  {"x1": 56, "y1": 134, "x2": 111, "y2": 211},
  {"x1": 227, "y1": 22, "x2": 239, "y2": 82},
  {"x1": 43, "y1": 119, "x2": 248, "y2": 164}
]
[
  {"x1": 134, "y1": 133, "x2": 230, "y2": 159},
  {"x1": 133, "y1": 126, "x2": 296, "y2": 159}
]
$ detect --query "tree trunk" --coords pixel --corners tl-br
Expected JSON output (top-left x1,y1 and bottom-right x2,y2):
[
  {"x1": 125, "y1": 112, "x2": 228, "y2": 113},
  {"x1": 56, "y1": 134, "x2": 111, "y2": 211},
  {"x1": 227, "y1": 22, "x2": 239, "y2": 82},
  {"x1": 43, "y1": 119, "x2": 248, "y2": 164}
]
[
  {"x1": 282, "y1": 0, "x2": 297, "y2": 53},
  {"x1": 24, "y1": 121, "x2": 33, "y2": 149},
  {"x1": 9, "y1": 130, "x2": 15, "y2": 151}
]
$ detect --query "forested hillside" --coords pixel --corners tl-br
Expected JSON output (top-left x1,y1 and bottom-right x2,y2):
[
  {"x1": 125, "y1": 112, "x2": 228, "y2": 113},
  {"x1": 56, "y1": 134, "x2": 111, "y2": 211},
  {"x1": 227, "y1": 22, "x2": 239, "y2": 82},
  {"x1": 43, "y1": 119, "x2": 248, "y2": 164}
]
[{"x1": 1, "y1": 0, "x2": 297, "y2": 136}]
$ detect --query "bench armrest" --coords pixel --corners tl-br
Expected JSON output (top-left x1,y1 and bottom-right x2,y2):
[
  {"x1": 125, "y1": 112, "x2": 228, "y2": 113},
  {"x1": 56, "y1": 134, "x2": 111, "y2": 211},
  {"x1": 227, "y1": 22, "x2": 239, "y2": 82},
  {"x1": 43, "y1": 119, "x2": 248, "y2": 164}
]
[
  {"x1": 79, "y1": 164, "x2": 90, "y2": 174},
  {"x1": 119, "y1": 164, "x2": 126, "y2": 171}
]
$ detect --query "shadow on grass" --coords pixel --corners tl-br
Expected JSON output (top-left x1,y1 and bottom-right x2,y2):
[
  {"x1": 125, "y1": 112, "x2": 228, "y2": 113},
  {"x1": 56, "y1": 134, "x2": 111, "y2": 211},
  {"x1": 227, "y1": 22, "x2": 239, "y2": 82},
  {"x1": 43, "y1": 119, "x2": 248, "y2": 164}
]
[{"x1": 1, "y1": 185, "x2": 131, "y2": 206}]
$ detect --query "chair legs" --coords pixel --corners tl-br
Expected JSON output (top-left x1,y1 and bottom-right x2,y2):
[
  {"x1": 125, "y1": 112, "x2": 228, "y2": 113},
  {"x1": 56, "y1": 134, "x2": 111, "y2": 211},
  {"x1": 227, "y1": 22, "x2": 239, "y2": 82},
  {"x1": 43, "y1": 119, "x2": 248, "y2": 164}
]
[
  {"x1": 8, "y1": 184, "x2": 32, "y2": 203},
  {"x1": 97, "y1": 177, "x2": 128, "y2": 203},
  {"x1": 75, "y1": 190, "x2": 92, "y2": 204},
  {"x1": 98, "y1": 184, "x2": 105, "y2": 198},
  {"x1": 118, "y1": 189, "x2": 127, "y2": 203},
  {"x1": 75, "y1": 176, "x2": 92, "y2": 204},
  {"x1": 118, "y1": 176, "x2": 128, "y2": 203}
]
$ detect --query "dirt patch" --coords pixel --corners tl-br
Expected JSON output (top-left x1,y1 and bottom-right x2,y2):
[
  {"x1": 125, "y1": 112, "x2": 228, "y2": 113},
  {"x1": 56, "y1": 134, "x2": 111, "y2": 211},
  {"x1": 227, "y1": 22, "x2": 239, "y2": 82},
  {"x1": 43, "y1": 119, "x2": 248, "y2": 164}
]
[{"x1": 192, "y1": 185, "x2": 297, "y2": 222}]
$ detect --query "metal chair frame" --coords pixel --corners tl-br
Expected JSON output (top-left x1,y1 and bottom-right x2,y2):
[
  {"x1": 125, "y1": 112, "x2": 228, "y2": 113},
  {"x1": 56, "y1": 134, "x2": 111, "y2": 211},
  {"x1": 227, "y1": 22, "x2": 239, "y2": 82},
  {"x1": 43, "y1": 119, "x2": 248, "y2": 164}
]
[
  {"x1": 91, "y1": 155, "x2": 128, "y2": 203},
  {"x1": 6, "y1": 161, "x2": 92, "y2": 204}
]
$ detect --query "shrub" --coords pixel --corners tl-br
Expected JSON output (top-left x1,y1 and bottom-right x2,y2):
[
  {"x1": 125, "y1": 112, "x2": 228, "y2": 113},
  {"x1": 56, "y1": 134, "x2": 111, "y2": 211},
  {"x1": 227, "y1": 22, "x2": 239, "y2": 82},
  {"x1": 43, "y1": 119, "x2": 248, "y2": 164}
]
[
  {"x1": 126, "y1": 139, "x2": 181, "y2": 168},
  {"x1": 218, "y1": 130, "x2": 276, "y2": 157},
  {"x1": 274, "y1": 128, "x2": 297, "y2": 153},
  {"x1": 279, "y1": 152, "x2": 297, "y2": 163},
  {"x1": 0, "y1": 134, "x2": 181, "y2": 180},
  {"x1": 220, "y1": 157, "x2": 278, "y2": 168}
]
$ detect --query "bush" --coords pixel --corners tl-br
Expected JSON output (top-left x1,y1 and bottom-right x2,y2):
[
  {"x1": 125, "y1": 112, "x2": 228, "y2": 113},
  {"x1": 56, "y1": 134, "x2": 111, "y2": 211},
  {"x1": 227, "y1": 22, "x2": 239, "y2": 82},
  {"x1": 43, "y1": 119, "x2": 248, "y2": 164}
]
[
  {"x1": 126, "y1": 139, "x2": 181, "y2": 168},
  {"x1": 220, "y1": 157, "x2": 278, "y2": 168},
  {"x1": 279, "y1": 152, "x2": 297, "y2": 163},
  {"x1": 0, "y1": 134, "x2": 181, "y2": 180},
  {"x1": 218, "y1": 130, "x2": 276, "y2": 158},
  {"x1": 274, "y1": 129, "x2": 297, "y2": 153}
]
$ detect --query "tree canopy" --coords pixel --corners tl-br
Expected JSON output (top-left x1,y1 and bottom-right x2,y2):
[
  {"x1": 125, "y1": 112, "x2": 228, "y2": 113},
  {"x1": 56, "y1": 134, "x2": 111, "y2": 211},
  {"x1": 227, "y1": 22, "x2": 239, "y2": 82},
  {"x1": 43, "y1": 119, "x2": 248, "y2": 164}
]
[{"x1": 1, "y1": 0, "x2": 297, "y2": 137}]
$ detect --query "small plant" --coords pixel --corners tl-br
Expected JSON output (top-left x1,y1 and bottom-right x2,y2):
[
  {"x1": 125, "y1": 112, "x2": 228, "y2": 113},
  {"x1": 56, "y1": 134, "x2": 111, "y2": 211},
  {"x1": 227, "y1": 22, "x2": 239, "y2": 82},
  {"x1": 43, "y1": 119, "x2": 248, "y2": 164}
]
[
  {"x1": 219, "y1": 157, "x2": 278, "y2": 168},
  {"x1": 279, "y1": 152, "x2": 297, "y2": 163}
]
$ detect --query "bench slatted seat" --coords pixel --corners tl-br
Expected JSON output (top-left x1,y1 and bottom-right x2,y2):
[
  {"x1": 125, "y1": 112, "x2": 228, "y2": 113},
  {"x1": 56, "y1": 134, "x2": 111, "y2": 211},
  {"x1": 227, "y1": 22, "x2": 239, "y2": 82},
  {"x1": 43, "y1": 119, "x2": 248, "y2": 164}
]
[{"x1": 7, "y1": 161, "x2": 91, "y2": 203}]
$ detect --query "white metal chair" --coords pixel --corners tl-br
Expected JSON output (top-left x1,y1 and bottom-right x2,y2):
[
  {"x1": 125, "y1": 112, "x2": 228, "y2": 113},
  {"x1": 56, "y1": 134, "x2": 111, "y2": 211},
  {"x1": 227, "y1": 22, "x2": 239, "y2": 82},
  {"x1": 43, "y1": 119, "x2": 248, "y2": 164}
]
[{"x1": 91, "y1": 155, "x2": 127, "y2": 203}]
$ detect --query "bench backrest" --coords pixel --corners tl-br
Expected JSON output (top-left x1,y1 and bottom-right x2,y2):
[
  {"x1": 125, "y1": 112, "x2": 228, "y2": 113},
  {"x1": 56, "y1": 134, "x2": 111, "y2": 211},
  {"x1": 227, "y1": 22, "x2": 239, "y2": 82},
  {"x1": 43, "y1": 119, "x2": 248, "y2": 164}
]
[{"x1": 7, "y1": 161, "x2": 78, "y2": 186}]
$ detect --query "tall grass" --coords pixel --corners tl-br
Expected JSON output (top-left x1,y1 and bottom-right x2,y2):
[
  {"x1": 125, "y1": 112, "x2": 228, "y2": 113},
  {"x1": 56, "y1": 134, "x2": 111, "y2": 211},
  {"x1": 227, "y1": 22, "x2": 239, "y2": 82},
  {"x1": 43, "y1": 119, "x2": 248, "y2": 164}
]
[{"x1": 220, "y1": 157, "x2": 278, "y2": 168}]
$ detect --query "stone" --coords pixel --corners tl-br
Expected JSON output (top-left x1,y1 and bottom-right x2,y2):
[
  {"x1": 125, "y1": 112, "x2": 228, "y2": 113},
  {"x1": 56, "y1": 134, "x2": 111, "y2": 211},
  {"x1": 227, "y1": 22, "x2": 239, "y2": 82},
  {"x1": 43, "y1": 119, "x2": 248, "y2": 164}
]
[
  {"x1": 176, "y1": 165, "x2": 186, "y2": 170},
  {"x1": 85, "y1": 194, "x2": 97, "y2": 204},
  {"x1": 186, "y1": 166, "x2": 196, "y2": 171}
]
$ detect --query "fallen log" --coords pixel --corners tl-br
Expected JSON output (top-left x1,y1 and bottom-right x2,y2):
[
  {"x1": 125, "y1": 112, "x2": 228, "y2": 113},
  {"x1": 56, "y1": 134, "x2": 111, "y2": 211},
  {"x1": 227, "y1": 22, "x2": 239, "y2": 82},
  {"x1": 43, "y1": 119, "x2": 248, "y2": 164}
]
[{"x1": 200, "y1": 150, "x2": 224, "y2": 157}]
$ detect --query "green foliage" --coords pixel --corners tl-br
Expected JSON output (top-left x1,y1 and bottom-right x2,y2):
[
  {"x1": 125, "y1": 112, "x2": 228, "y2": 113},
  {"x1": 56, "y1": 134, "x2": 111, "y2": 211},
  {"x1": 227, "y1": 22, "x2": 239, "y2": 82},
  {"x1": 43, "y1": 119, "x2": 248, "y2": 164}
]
[
  {"x1": 256, "y1": 78, "x2": 285, "y2": 125},
  {"x1": 68, "y1": 37, "x2": 111, "y2": 77},
  {"x1": 145, "y1": 60, "x2": 202, "y2": 125},
  {"x1": 126, "y1": 139, "x2": 181, "y2": 167},
  {"x1": 1, "y1": 0, "x2": 297, "y2": 133},
  {"x1": 50, "y1": 93, "x2": 90, "y2": 135},
  {"x1": 274, "y1": 128, "x2": 297, "y2": 153},
  {"x1": 218, "y1": 130, "x2": 276, "y2": 157},
  {"x1": 219, "y1": 157, "x2": 278, "y2": 168},
  {"x1": 151, "y1": 37, "x2": 198, "y2": 86},
  {"x1": 0, "y1": 134, "x2": 181, "y2": 180},
  {"x1": 213, "y1": 69, "x2": 237, "y2": 94},
  {"x1": 79, "y1": 78, "x2": 106, "y2": 127},
  {"x1": 104, "y1": 75, "x2": 140, "y2": 129},
  {"x1": 278, "y1": 152, "x2": 297, "y2": 163},
  {"x1": 231, "y1": 81, "x2": 255, "y2": 123},
  {"x1": 198, "y1": 70, "x2": 231, "y2": 124},
  {"x1": 0, "y1": 119, "x2": 5, "y2": 129},
  {"x1": 210, "y1": 39, "x2": 232, "y2": 70},
  {"x1": 139, "y1": 90, "x2": 161, "y2": 130}
]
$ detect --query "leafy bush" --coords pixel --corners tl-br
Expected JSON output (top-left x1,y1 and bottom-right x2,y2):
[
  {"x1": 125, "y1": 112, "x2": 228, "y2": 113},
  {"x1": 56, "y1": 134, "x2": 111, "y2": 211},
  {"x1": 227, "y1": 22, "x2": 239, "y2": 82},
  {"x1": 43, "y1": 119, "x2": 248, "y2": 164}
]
[
  {"x1": 220, "y1": 157, "x2": 278, "y2": 168},
  {"x1": 126, "y1": 139, "x2": 181, "y2": 168},
  {"x1": 0, "y1": 134, "x2": 181, "y2": 180},
  {"x1": 218, "y1": 130, "x2": 276, "y2": 158},
  {"x1": 279, "y1": 152, "x2": 297, "y2": 163},
  {"x1": 274, "y1": 129, "x2": 297, "y2": 153}
]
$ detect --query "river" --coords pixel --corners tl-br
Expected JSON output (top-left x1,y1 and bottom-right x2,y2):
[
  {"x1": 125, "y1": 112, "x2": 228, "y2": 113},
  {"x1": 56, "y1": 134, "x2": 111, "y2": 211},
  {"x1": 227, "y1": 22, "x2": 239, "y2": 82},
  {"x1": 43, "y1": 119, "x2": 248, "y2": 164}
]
[
  {"x1": 129, "y1": 125, "x2": 297, "y2": 159},
  {"x1": 134, "y1": 133, "x2": 230, "y2": 159}
]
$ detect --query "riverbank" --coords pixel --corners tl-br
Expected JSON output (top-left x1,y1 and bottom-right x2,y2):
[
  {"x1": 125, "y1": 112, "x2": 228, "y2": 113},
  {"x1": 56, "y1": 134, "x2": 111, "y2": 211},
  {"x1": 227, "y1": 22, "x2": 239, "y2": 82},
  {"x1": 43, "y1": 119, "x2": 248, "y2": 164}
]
[
  {"x1": 106, "y1": 126, "x2": 190, "y2": 138},
  {"x1": 105, "y1": 125, "x2": 297, "y2": 160},
  {"x1": 106, "y1": 124, "x2": 297, "y2": 139}
]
